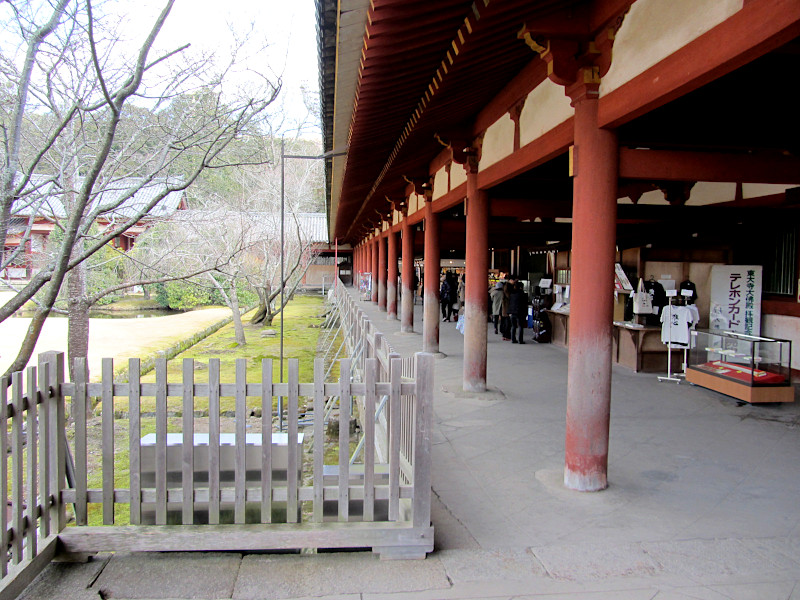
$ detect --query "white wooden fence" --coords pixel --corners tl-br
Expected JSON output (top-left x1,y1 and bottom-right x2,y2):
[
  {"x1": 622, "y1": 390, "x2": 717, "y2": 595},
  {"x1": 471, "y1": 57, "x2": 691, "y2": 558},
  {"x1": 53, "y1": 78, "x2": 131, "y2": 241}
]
[{"x1": 1, "y1": 295, "x2": 434, "y2": 599}]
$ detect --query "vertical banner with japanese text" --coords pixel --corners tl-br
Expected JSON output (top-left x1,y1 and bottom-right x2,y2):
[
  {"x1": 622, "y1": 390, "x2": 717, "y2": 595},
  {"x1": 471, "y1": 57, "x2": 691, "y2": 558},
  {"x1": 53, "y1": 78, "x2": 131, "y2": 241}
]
[{"x1": 710, "y1": 265, "x2": 762, "y2": 336}]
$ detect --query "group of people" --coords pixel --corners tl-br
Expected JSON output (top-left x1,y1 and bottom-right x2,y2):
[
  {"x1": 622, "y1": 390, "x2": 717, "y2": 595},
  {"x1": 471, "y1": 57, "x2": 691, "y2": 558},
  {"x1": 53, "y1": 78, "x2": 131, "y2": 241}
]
[
  {"x1": 440, "y1": 271, "x2": 465, "y2": 322},
  {"x1": 490, "y1": 275, "x2": 529, "y2": 343},
  {"x1": 436, "y1": 271, "x2": 530, "y2": 343}
]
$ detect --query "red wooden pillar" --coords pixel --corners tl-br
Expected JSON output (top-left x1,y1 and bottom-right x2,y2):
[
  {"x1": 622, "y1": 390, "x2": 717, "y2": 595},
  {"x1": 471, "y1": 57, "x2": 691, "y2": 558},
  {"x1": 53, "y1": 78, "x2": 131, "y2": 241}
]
[
  {"x1": 422, "y1": 196, "x2": 440, "y2": 353},
  {"x1": 463, "y1": 158, "x2": 489, "y2": 392},
  {"x1": 564, "y1": 74, "x2": 618, "y2": 492},
  {"x1": 400, "y1": 212, "x2": 415, "y2": 333},
  {"x1": 386, "y1": 228, "x2": 398, "y2": 319},
  {"x1": 370, "y1": 238, "x2": 378, "y2": 303},
  {"x1": 377, "y1": 232, "x2": 387, "y2": 311}
]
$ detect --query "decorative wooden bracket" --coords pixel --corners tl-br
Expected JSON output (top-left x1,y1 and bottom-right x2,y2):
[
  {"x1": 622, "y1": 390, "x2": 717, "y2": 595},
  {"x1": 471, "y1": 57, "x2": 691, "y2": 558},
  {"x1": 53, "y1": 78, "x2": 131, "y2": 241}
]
[
  {"x1": 518, "y1": 6, "x2": 629, "y2": 101},
  {"x1": 657, "y1": 181, "x2": 696, "y2": 206},
  {"x1": 403, "y1": 175, "x2": 433, "y2": 200}
]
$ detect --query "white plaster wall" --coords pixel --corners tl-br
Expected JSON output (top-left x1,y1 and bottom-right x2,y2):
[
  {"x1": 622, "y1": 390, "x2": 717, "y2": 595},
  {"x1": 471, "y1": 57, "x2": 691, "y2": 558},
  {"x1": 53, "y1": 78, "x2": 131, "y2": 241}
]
[
  {"x1": 621, "y1": 189, "x2": 668, "y2": 205},
  {"x1": 451, "y1": 163, "x2": 467, "y2": 189},
  {"x1": 686, "y1": 182, "x2": 737, "y2": 206},
  {"x1": 763, "y1": 314, "x2": 800, "y2": 371},
  {"x1": 743, "y1": 184, "x2": 792, "y2": 199},
  {"x1": 519, "y1": 79, "x2": 573, "y2": 147},
  {"x1": 432, "y1": 167, "x2": 449, "y2": 200},
  {"x1": 602, "y1": 0, "x2": 743, "y2": 96},
  {"x1": 618, "y1": 182, "x2": 737, "y2": 205},
  {"x1": 479, "y1": 113, "x2": 515, "y2": 170},
  {"x1": 410, "y1": 193, "x2": 422, "y2": 216}
]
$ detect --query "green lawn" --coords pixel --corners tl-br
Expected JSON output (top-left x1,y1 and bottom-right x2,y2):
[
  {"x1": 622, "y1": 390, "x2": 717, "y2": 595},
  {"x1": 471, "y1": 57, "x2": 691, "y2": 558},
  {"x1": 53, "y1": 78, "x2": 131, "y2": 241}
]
[{"x1": 122, "y1": 294, "x2": 333, "y2": 414}]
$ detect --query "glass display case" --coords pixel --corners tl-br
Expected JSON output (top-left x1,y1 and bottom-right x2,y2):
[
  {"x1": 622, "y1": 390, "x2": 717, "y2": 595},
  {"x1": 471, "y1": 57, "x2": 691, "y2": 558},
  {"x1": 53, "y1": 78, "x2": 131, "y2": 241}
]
[{"x1": 686, "y1": 330, "x2": 794, "y2": 403}]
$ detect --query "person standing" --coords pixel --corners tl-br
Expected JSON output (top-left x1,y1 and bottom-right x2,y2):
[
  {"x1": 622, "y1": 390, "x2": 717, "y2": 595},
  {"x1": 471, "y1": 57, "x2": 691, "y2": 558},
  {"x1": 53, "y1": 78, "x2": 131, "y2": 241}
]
[
  {"x1": 500, "y1": 275, "x2": 515, "y2": 340},
  {"x1": 490, "y1": 281, "x2": 504, "y2": 334},
  {"x1": 509, "y1": 280, "x2": 529, "y2": 344},
  {"x1": 440, "y1": 274, "x2": 453, "y2": 321},
  {"x1": 457, "y1": 273, "x2": 466, "y2": 315}
]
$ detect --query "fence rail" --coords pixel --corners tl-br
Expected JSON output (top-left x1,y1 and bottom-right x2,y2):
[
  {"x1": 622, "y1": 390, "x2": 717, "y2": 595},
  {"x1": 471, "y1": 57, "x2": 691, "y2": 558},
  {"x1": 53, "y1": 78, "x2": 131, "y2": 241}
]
[{"x1": 1, "y1": 282, "x2": 433, "y2": 599}]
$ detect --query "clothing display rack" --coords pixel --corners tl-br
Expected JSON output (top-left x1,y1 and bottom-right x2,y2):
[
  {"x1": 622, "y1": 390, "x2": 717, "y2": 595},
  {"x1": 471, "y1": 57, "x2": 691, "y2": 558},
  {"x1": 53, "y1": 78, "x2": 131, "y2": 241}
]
[
  {"x1": 658, "y1": 290, "x2": 682, "y2": 384},
  {"x1": 657, "y1": 288, "x2": 697, "y2": 383}
]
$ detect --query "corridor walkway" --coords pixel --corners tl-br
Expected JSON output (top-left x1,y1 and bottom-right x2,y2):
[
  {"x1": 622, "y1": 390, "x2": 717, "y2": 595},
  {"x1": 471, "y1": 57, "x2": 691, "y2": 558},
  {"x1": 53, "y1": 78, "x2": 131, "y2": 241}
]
[{"x1": 19, "y1": 287, "x2": 800, "y2": 600}]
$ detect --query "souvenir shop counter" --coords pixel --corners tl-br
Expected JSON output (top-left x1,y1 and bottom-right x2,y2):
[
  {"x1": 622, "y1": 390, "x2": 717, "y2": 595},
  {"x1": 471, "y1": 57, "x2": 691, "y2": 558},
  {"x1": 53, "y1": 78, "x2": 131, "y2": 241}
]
[
  {"x1": 546, "y1": 312, "x2": 684, "y2": 373},
  {"x1": 612, "y1": 321, "x2": 681, "y2": 373},
  {"x1": 545, "y1": 308, "x2": 570, "y2": 347}
]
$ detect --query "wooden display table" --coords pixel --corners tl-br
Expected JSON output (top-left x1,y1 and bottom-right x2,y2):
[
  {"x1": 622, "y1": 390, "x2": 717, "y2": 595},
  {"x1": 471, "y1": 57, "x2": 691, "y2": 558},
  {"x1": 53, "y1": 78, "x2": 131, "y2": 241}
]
[
  {"x1": 686, "y1": 366, "x2": 794, "y2": 403},
  {"x1": 546, "y1": 309, "x2": 570, "y2": 347},
  {"x1": 612, "y1": 321, "x2": 687, "y2": 373}
]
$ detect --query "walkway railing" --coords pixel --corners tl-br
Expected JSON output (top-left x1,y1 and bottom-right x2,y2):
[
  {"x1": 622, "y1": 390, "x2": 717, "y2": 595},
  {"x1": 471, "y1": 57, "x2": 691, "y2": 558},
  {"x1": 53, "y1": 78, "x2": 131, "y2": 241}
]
[
  {"x1": 1, "y1": 294, "x2": 433, "y2": 599},
  {"x1": 328, "y1": 284, "x2": 418, "y2": 470}
]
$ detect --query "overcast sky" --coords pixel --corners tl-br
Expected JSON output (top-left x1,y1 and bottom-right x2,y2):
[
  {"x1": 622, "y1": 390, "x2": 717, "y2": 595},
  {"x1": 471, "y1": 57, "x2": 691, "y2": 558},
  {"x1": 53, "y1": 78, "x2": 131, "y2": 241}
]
[{"x1": 132, "y1": 0, "x2": 321, "y2": 137}]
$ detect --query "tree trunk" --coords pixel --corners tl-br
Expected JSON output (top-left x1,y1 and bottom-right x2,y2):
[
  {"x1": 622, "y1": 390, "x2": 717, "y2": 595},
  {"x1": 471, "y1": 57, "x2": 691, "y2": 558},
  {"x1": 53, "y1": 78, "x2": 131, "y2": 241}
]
[
  {"x1": 67, "y1": 255, "x2": 90, "y2": 382},
  {"x1": 250, "y1": 300, "x2": 268, "y2": 325},
  {"x1": 230, "y1": 286, "x2": 246, "y2": 346}
]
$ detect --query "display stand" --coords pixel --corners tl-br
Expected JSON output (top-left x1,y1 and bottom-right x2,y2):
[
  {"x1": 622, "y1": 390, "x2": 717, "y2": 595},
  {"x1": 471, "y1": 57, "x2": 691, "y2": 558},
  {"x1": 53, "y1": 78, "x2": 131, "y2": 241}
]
[{"x1": 657, "y1": 290, "x2": 681, "y2": 384}]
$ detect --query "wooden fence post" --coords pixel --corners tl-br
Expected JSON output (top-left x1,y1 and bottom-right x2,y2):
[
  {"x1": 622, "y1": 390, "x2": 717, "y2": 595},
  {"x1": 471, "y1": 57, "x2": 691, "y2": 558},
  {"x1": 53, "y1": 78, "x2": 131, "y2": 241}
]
[
  {"x1": 1, "y1": 375, "x2": 7, "y2": 575},
  {"x1": 412, "y1": 352, "x2": 434, "y2": 529},
  {"x1": 73, "y1": 357, "x2": 88, "y2": 526},
  {"x1": 40, "y1": 352, "x2": 67, "y2": 533},
  {"x1": 338, "y1": 359, "x2": 351, "y2": 522}
]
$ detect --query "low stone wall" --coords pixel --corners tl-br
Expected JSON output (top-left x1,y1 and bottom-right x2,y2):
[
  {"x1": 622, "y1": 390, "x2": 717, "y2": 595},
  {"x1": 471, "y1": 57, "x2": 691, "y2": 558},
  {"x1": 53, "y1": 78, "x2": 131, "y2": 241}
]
[{"x1": 112, "y1": 307, "x2": 254, "y2": 383}]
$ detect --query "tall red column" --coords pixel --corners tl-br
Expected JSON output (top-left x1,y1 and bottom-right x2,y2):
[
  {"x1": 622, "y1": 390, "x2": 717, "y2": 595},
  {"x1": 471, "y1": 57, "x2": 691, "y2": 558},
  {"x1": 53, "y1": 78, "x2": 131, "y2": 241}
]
[
  {"x1": 386, "y1": 228, "x2": 398, "y2": 319},
  {"x1": 564, "y1": 77, "x2": 618, "y2": 492},
  {"x1": 377, "y1": 232, "x2": 387, "y2": 311},
  {"x1": 370, "y1": 238, "x2": 379, "y2": 303},
  {"x1": 422, "y1": 196, "x2": 440, "y2": 354},
  {"x1": 400, "y1": 212, "x2": 415, "y2": 333},
  {"x1": 463, "y1": 158, "x2": 489, "y2": 392}
]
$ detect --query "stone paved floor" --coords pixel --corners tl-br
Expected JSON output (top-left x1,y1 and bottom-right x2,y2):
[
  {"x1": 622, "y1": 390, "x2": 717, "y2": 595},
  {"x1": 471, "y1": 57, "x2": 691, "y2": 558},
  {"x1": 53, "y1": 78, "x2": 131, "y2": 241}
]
[{"x1": 17, "y1": 289, "x2": 800, "y2": 599}]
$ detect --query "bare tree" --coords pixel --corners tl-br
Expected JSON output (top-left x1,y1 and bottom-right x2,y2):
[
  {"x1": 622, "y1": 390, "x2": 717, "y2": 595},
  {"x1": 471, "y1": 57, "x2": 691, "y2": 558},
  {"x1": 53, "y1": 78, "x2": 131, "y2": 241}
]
[
  {"x1": 248, "y1": 210, "x2": 319, "y2": 327},
  {"x1": 0, "y1": 0, "x2": 280, "y2": 377}
]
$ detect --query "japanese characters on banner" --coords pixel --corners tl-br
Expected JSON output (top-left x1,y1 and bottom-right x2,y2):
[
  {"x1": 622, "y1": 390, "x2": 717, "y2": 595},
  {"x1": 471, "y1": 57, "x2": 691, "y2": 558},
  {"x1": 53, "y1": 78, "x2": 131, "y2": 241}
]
[{"x1": 709, "y1": 265, "x2": 762, "y2": 336}]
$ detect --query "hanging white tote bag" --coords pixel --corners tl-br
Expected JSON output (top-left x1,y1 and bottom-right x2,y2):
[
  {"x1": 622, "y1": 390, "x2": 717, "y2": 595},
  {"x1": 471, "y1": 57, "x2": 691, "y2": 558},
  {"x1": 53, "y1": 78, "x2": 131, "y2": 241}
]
[{"x1": 632, "y1": 278, "x2": 653, "y2": 315}]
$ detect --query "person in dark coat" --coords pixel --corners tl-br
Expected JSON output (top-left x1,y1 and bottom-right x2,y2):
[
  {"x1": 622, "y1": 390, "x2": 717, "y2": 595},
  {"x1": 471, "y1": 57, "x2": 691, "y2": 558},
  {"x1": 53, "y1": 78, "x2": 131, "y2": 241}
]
[
  {"x1": 509, "y1": 281, "x2": 529, "y2": 344},
  {"x1": 490, "y1": 281, "x2": 504, "y2": 334},
  {"x1": 440, "y1": 275, "x2": 453, "y2": 321}
]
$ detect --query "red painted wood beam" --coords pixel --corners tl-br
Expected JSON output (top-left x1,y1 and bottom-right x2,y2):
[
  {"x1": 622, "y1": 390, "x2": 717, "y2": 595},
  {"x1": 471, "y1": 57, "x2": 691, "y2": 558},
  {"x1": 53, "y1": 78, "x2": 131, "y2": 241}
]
[
  {"x1": 370, "y1": 239, "x2": 379, "y2": 303},
  {"x1": 377, "y1": 233, "x2": 387, "y2": 311},
  {"x1": 599, "y1": 0, "x2": 800, "y2": 129},
  {"x1": 463, "y1": 167, "x2": 489, "y2": 392},
  {"x1": 565, "y1": 90, "x2": 617, "y2": 492},
  {"x1": 422, "y1": 199, "x2": 441, "y2": 354},
  {"x1": 386, "y1": 229, "x2": 398, "y2": 319},
  {"x1": 478, "y1": 119, "x2": 574, "y2": 190},
  {"x1": 400, "y1": 216, "x2": 415, "y2": 333},
  {"x1": 472, "y1": 60, "x2": 548, "y2": 137},
  {"x1": 619, "y1": 148, "x2": 800, "y2": 184},
  {"x1": 590, "y1": 0, "x2": 636, "y2": 32}
]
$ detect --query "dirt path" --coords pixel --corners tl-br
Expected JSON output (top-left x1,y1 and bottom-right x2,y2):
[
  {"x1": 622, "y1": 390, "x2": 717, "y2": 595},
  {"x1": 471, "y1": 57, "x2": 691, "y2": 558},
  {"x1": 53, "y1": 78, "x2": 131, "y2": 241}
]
[{"x1": 0, "y1": 297, "x2": 231, "y2": 377}]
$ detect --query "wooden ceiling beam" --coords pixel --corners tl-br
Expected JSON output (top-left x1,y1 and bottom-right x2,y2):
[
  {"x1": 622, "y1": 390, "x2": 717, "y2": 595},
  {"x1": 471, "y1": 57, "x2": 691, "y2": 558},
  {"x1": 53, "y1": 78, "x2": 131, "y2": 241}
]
[{"x1": 619, "y1": 148, "x2": 800, "y2": 184}]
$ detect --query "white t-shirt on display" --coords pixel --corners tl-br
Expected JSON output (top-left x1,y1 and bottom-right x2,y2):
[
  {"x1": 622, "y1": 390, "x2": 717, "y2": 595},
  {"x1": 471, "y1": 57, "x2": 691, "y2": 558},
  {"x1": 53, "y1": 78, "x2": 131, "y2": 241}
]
[{"x1": 660, "y1": 305, "x2": 695, "y2": 346}]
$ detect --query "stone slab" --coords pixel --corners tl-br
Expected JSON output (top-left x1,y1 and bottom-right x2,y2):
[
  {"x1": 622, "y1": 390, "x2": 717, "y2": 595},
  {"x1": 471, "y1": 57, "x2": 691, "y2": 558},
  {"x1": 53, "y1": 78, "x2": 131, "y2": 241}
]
[
  {"x1": 91, "y1": 552, "x2": 241, "y2": 599},
  {"x1": 18, "y1": 554, "x2": 111, "y2": 600},
  {"x1": 232, "y1": 552, "x2": 450, "y2": 600}
]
